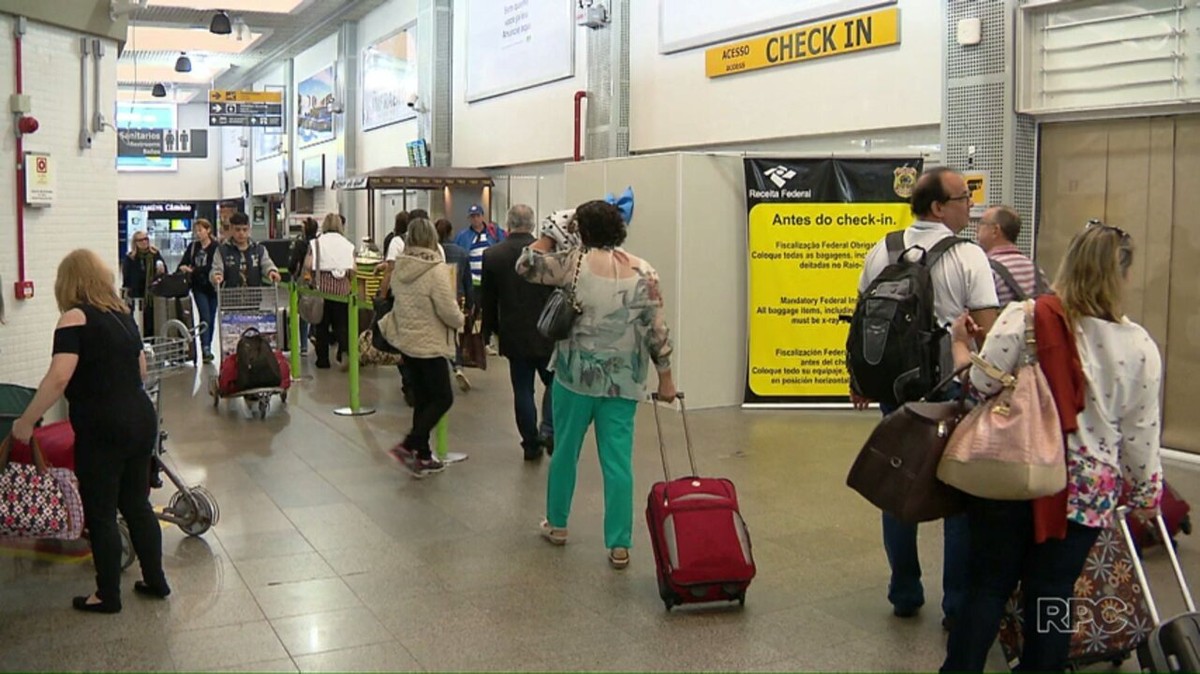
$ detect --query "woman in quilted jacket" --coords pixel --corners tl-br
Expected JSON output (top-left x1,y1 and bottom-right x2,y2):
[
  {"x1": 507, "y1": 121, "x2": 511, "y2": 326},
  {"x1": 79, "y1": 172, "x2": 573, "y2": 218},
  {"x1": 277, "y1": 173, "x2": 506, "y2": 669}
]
[
  {"x1": 942, "y1": 222, "x2": 1163, "y2": 672},
  {"x1": 380, "y1": 218, "x2": 464, "y2": 478},
  {"x1": 11, "y1": 249, "x2": 168, "y2": 614}
]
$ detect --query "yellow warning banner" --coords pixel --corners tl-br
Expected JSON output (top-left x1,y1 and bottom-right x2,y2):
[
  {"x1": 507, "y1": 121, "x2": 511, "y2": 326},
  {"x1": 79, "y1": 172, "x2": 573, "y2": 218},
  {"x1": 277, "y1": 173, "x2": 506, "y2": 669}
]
[
  {"x1": 743, "y1": 157, "x2": 923, "y2": 405},
  {"x1": 706, "y1": 7, "x2": 900, "y2": 79}
]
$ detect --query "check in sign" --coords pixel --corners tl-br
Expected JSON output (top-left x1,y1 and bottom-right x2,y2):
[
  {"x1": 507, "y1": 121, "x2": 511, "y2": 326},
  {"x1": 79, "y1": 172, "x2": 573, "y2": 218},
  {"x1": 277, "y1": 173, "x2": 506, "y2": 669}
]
[{"x1": 705, "y1": 8, "x2": 900, "y2": 78}]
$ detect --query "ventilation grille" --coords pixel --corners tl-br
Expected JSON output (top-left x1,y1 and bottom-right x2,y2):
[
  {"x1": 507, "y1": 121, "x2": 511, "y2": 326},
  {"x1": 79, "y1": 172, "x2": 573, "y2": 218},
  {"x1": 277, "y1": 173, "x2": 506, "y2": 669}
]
[
  {"x1": 945, "y1": 82, "x2": 1005, "y2": 173},
  {"x1": 431, "y1": 0, "x2": 453, "y2": 166},
  {"x1": 586, "y1": 23, "x2": 613, "y2": 158},
  {"x1": 613, "y1": 0, "x2": 631, "y2": 157},
  {"x1": 1013, "y1": 114, "x2": 1037, "y2": 255},
  {"x1": 946, "y1": 0, "x2": 1008, "y2": 80},
  {"x1": 945, "y1": 0, "x2": 1037, "y2": 258},
  {"x1": 584, "y1": 0, "x2": 630, "y2": 159}
]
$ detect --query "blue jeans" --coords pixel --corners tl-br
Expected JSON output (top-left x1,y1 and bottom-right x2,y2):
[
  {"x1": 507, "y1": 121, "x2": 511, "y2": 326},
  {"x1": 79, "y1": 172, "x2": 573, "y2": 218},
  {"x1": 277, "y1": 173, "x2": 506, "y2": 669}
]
[
  {"x1": 508, "y1": 355, "x2": 554, "y2": 450},
  {"x1": 194, "y1": 290, "x2": 218, "y2": 356},
  {"x1": 942, "y1": 499, "x2": 1100, "y2": 672},
  {"x1": 881, "y1": 387, "x2": 968, "y2": 620}
]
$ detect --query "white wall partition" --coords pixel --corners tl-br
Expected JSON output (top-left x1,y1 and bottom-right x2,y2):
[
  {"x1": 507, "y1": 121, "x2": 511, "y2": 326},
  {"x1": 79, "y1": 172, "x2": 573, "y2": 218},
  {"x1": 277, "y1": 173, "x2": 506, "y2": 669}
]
[{"x1": 565, "y1": 153, "x2": 747, "y2": 409}]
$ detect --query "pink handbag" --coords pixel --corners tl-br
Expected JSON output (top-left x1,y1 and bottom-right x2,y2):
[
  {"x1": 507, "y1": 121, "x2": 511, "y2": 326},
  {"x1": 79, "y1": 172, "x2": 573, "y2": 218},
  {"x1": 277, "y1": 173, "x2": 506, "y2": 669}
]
[
  {"x1": 936, "y1": 301, "x2": 1066, "y2": 500},
  {"x1": 0, "y1": 435, "x2": 83, "y2": 540}
]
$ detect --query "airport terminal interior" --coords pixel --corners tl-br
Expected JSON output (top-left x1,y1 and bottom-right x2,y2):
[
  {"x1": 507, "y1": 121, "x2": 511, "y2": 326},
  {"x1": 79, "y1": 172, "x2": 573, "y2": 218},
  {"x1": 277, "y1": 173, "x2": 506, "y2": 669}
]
[{"x1": 1, "y1": 0, "x2": 1199, "y2": 672}]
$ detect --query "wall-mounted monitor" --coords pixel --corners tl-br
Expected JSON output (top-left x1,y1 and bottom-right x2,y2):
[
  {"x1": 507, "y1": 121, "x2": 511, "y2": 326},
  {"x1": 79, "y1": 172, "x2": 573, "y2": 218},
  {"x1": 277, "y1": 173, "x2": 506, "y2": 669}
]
[{"x1": 301, "y1": 155, "x2": 325, "y2": 189}]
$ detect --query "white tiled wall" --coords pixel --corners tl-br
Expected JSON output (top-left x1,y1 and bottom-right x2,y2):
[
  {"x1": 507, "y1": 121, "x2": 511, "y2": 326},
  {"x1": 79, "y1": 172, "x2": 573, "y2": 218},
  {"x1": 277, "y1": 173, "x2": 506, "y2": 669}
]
[{"x1": 0, "y1": 17, "x2": 120, "y2": 386}]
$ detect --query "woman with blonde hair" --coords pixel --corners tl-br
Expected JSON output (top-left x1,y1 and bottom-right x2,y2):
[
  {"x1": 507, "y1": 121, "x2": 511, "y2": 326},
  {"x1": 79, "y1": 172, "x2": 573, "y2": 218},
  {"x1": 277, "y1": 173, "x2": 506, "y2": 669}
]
[
  {"x1": 304, "y1": 213, "x2": 356, "y2": 369},
  {"x1": 380, "y1": 218, "x2": 464, "y2": 477},
  {"x1": 11, "y1": 249, "x2": 168, "y2": 614},
  {"x1": 942, "y1": 221, "x2": 1163, "y2": 672}
]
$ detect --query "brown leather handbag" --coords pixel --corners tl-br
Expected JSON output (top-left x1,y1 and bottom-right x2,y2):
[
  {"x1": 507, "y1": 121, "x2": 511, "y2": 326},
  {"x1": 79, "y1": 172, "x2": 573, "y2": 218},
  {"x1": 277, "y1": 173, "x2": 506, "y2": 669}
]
[{"x1": 846, "y1": 369, "x2": 969, "y2": 524}]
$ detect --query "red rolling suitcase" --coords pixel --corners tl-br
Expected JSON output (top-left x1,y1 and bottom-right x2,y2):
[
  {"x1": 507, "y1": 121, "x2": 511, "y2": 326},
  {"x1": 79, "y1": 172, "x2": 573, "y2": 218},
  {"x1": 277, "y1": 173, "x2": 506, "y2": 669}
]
[
  {"x1": 1127, "y1": 481, "x2": 1191, "y2": 553},
  {"x1": 645, "y1": 392, "x2": 755, "y2": 610}
]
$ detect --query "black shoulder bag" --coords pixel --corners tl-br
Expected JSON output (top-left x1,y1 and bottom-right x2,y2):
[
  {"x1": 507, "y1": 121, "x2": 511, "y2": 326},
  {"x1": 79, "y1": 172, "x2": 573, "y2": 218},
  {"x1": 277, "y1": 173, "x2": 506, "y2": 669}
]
[{"x1": 536, "y1": 248, "x2": 585, "y2": 341}]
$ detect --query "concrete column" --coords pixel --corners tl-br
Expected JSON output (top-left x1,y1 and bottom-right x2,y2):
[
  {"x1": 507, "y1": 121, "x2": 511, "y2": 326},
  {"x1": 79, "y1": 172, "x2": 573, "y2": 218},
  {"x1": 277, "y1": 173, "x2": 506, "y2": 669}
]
[
  {"x1": 418, "y1": 0, "x2": 453, "y2": 167},
  {"x1": 943, "y1": 0, "x2": 1037, "y2": 255},
  {"x1": 336, "y1": 21, "x2": 360, "y2": 238}
]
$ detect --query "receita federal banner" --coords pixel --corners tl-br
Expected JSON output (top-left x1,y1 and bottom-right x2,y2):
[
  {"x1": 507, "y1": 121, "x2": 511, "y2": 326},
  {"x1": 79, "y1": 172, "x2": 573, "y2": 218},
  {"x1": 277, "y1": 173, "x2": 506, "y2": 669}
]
[{"x1": 743, "y1": 157, "x2": 923, "y2": 406}]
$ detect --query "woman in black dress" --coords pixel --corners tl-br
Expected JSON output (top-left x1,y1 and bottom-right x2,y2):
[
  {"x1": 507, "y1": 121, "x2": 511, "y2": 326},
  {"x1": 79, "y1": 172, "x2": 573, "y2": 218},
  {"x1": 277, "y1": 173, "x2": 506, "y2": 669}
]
[
  {"x1": 121, "y1": 230, "x2": 165, "y2": 337},
  {"x1": 11, "y1": 249, "x2": 169, "y2": 614}
]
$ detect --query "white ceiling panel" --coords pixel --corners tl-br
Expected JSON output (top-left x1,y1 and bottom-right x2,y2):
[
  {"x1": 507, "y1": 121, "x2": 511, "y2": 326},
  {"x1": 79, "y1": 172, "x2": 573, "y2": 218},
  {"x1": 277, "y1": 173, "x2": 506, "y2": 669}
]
[{"x1": 120, "y1": 0, "x2": 390, "y2": 89}]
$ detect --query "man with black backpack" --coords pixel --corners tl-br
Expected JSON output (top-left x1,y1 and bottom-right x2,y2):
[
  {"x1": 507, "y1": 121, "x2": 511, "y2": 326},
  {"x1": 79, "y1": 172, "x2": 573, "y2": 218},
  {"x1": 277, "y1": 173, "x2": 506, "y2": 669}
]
[
  {"x1": 848, "y1": 167, "x2": 999, "y2": 631},
  {"x1": 977, "y1": 205, "x2": 1050, "y2": 303}
]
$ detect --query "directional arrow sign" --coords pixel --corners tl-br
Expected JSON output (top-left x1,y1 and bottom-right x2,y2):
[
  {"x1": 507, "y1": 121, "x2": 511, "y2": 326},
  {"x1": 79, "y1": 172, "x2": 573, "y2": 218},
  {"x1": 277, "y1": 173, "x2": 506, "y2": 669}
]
[{"x1": 210, "y1": 103, "x2": 223, "y2": 113}]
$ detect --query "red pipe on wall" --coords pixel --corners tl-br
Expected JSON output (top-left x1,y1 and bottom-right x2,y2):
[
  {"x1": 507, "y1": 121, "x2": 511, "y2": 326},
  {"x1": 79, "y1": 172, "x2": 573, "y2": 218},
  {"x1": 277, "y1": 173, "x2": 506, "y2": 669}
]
[
  {"x1": 573, "y1": 90, "x2": 587, "y2": 162},
  {"x1": 13, "y1": 19, "x2": 26, "y2": 288}
]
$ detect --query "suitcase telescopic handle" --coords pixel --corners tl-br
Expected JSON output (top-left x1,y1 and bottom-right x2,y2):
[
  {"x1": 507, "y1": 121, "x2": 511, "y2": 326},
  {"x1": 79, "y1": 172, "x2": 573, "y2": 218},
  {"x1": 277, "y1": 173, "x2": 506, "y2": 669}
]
[
  {"x1": 650, "y1": 391, "x2": 696, "y2": 481},
  {"x1": 1117, "y1": 506, "x2": 1197, "y2": 626}
]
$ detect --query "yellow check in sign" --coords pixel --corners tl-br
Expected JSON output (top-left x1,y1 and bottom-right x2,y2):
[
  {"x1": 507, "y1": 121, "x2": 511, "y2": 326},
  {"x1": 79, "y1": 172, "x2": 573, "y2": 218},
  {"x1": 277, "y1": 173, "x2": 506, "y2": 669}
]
[{"x1": 706, "y1": 8, "x2": 900, "y2": 78}]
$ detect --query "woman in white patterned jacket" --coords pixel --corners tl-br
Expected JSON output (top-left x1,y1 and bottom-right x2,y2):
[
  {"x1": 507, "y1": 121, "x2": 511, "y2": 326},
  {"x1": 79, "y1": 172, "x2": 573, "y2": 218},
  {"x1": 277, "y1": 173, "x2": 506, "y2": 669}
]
[{"x1": 942, "y1": 221, "x2": 1163, "y2": 673}]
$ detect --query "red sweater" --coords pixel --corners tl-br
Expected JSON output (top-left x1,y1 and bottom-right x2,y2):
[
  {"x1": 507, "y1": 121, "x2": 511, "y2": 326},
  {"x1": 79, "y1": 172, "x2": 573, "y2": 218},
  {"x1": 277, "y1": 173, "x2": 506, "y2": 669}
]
[{"x1": 1032, "y1": 294, "x2": 1085, "y2": 542}]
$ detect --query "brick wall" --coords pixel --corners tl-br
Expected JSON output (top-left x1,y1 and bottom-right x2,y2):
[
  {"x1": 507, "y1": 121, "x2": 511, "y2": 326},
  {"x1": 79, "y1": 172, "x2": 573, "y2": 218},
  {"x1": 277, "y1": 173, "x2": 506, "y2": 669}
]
[{"x1": 0, "y1": 17, "x2": 120, "y2": 386}]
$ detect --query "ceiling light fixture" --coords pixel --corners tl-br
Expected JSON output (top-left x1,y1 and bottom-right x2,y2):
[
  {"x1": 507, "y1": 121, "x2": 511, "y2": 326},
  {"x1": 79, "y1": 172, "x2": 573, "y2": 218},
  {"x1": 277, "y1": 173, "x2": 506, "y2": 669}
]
[
  {"x1": 151, "y1": 83, "x2": 167, "y2": 98},
  {"x1": 209, "y1": 10, "x2": 233, "y2": 35},
  {"x1": 174, "y1": 52, "x2": 192, "y2": 72}
]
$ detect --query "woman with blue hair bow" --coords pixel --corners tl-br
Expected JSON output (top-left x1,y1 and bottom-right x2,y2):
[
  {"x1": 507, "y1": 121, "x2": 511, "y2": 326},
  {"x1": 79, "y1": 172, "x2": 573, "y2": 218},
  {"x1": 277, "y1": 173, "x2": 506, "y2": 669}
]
[{"x1": 517, "y1": 189, "x2": 676, "y2": 570}]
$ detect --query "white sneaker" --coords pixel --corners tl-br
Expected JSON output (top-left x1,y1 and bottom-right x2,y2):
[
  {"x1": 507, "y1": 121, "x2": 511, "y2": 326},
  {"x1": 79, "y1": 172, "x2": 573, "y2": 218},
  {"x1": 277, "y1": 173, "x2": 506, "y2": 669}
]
[{"x1": 454, "y1": 368, "x2": 471, "y2": 392}]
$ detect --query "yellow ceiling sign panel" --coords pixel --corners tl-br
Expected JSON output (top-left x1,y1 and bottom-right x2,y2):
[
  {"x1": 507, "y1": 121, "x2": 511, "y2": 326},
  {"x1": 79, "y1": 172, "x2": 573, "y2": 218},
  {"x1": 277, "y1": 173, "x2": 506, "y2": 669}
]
[
  {"x1": 705, "y1": 7, "x2": 900, "y2": 79},
  {"x1": 209, "y1": 90, "x2": 284, "y2": 103}
]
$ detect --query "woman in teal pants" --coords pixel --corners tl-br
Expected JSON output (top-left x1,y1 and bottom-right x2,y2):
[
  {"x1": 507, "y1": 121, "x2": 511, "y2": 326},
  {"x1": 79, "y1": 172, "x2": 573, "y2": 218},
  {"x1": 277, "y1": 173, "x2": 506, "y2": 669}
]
[{"x1": 517, "y1": 200, "x2": 675, "y2": 569}]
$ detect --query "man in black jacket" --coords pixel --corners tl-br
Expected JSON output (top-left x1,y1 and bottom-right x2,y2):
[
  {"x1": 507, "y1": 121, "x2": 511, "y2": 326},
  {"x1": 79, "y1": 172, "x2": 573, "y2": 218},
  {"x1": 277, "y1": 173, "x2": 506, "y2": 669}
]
[{"x1": 481, "y1": 204, "x2": 555, "y2": 460}]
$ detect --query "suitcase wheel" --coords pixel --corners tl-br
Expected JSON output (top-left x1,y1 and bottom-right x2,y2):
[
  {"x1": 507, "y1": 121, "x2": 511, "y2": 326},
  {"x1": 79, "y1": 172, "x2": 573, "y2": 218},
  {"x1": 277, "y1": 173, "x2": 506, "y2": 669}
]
[{"x1": 658, "y1": 580, "x2": 680, "y2": 611}]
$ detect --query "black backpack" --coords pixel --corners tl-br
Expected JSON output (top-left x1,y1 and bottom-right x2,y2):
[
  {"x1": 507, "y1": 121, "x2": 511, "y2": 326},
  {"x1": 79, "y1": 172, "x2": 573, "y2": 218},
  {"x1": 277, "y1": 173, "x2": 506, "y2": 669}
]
[
  {"x1": 989, "y1": 259, "x2": 1050, "y2": 301},
  {"x1": 235, "y1": 328, "x2": 282, "y2": 390},
  {"x1": 846, "y1": 232, "x2": 967, "y2": 407}
]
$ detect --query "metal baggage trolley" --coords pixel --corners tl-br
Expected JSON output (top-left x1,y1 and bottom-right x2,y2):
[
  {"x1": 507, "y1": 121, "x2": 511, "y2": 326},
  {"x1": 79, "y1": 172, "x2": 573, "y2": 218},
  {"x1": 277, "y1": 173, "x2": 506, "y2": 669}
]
[
  {"x1": 208, "y1": 284, "x2": 288, "y2": 419},
  {"x1": 118, "y1": 319, "x2": 221, "y2": 569}
]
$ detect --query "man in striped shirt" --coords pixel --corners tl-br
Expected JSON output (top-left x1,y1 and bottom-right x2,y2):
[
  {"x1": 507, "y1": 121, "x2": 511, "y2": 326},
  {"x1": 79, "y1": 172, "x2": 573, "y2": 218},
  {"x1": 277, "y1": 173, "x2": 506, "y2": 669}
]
[
  {"x1": 454, "y1": 204, "x2": 506, "y2": 292},
  {"x1": 977, "y1": 205, "x2": 1049, "y2": 303}
]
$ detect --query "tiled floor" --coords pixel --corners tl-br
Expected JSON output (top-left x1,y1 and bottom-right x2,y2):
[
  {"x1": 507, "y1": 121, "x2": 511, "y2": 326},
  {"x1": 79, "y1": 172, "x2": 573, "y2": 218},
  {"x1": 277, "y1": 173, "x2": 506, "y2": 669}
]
[{"x1": 2, "y1": 359, "x2": 1199, "y2": 672}]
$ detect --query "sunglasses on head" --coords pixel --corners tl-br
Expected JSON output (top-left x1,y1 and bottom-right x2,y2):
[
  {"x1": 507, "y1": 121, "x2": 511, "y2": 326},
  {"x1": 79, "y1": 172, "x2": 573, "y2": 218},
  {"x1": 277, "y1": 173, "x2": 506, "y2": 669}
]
[
  {"x1": 1085, "y1": 218, "x2": 1128, "y2": 239},
  {"x1": 1085, "y1": 219, "x2": 1133, "y2": 266}
]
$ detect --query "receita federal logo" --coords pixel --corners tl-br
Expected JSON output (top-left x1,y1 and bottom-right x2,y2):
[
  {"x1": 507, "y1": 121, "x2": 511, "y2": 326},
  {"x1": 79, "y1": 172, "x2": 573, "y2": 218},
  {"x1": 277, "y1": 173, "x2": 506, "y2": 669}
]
[
  {"x1": 764, "y1": 165, "x2": 797, "y2": 188},
  {"x1": 750, "y1": 164, "x2": 812, "y2": 201}
]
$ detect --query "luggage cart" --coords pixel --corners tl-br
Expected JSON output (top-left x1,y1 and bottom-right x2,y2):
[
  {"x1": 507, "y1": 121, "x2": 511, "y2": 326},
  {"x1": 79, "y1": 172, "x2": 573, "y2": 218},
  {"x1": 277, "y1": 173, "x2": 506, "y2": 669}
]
[
  {"x1": 118, "y1": 319, "x2": 221, "y2": 570},
  {"x1": 208, "y1": 285, "x2": 288, "y2": 419}
]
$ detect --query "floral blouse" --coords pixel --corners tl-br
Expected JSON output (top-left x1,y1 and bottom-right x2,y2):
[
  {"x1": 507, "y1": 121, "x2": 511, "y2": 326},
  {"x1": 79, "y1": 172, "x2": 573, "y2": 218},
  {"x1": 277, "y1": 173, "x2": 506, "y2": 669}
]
[
  {"x1": 971, "y1": 303, "x2": 1164, "y2": 528},
  {"x1": 516, "y1": 246, "x2": 673, "y2": 401}
]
